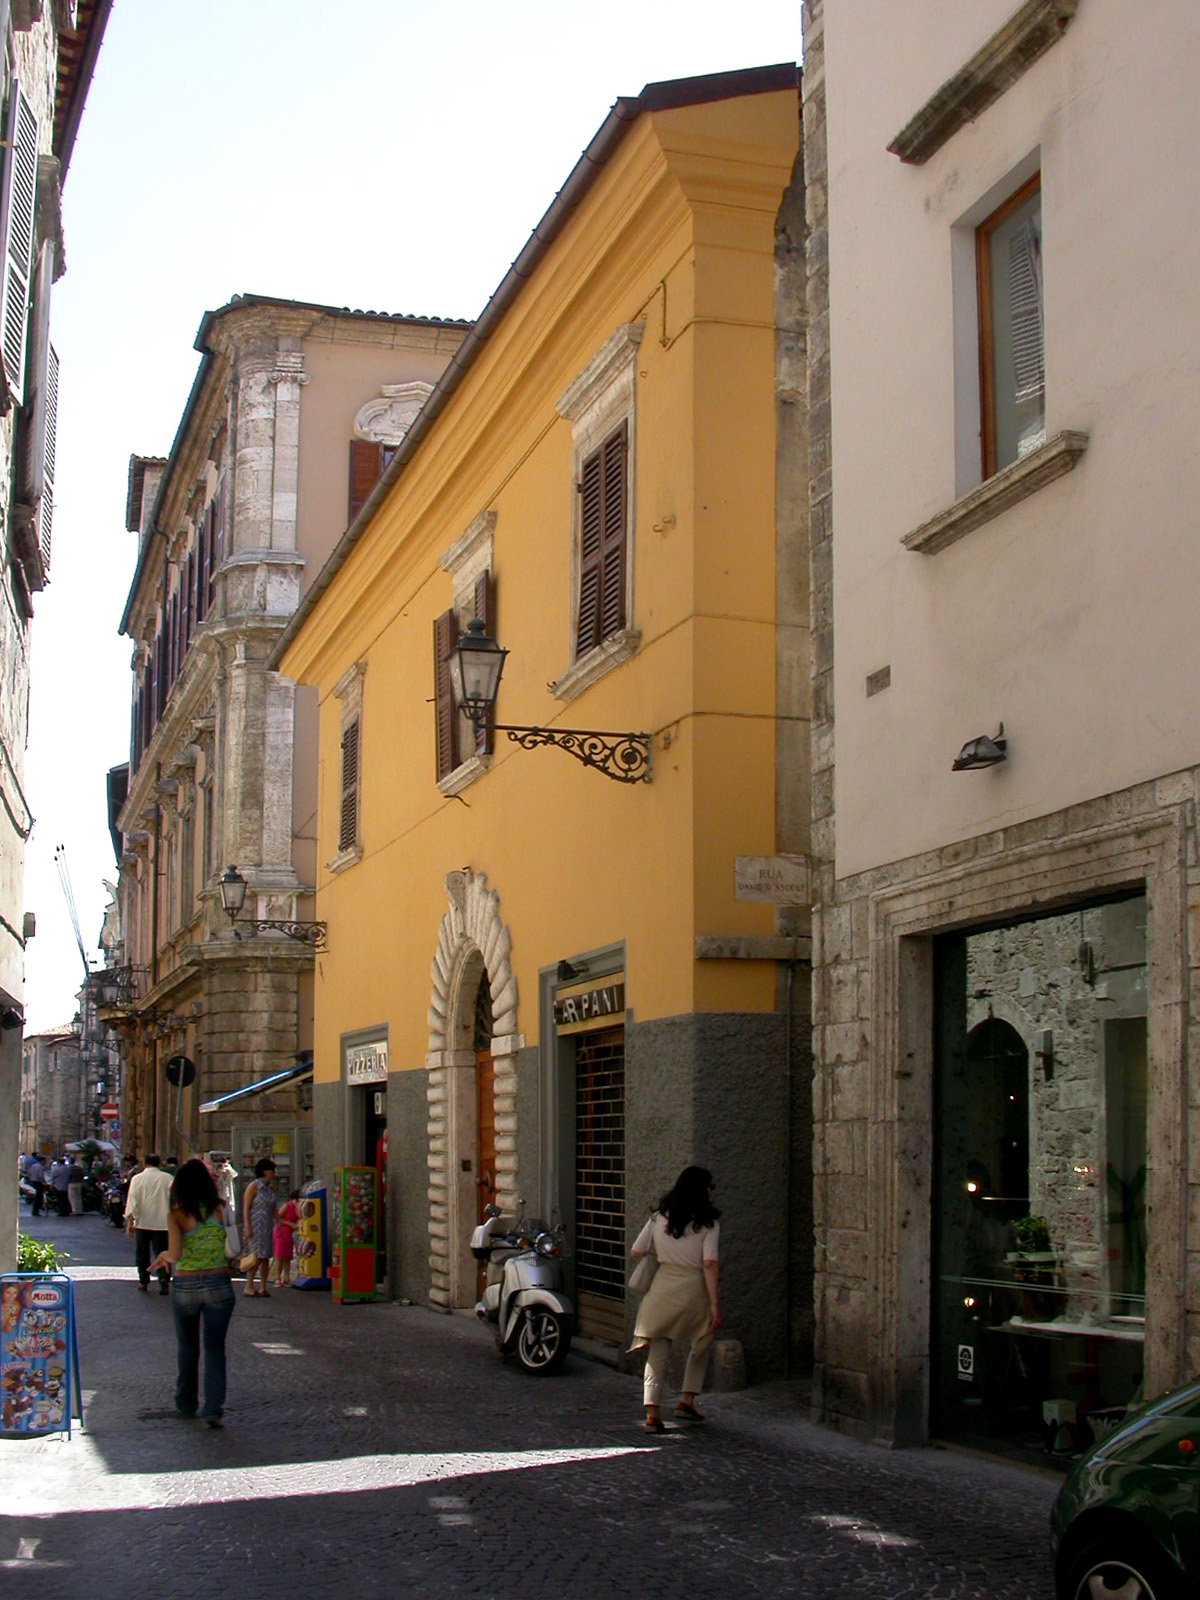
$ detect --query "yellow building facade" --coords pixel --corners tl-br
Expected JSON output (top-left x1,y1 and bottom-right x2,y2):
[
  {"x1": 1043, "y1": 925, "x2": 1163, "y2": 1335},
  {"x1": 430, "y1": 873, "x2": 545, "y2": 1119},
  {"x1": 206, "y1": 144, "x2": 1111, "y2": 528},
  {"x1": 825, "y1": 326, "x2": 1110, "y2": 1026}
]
[{"x1": 277, "y1": 67, "x2": 806, "y2": 1373}]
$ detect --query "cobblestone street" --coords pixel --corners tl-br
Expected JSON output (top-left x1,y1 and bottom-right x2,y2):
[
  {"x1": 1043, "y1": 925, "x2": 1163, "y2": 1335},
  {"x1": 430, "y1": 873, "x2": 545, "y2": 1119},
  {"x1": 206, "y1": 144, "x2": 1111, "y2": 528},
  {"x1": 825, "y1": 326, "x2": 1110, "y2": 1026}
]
[{"x1": 2, "y1": 1211, "x2": 1059, "y2": 1599}]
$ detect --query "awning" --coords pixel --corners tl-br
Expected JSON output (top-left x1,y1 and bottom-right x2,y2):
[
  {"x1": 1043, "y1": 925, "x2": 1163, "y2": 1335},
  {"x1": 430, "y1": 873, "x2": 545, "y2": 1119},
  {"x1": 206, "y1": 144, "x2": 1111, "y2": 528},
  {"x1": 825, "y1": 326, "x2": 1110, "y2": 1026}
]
[{"x1": 199, "y1": 1054, "x2": 313, "y2": 1114}]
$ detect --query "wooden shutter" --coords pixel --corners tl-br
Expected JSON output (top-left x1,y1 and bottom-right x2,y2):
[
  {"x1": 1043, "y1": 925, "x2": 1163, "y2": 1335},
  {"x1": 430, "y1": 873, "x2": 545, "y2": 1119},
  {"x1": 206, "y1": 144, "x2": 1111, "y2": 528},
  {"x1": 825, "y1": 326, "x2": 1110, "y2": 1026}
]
[
  {"x1": 181, "y1": 549, "x2": 193, "y2": 649},
  {"x1": 575, "y1": 421, "x2": 627, "y2": 656},
  {"x1": 0, "y1": 81, "x2": 38, "y2": 404},
  {"x1": 36, "y1": 341, "x2": 57, "y2": 577},
  {"x1": 349, "y1": 439, "x2": 386, "y2": 522},
  {"x1": 473, "y1": 569, "x2": 496, "y2": 756},
  {"x1": 338, "y1": 717, "x2": 360, "y2": 852},
  {"x1": 433, "y1": 608, "x2": 459, "y2": 780},
  {"x1": 205, "y1": 499, "x2": 217, "y2": 610}
]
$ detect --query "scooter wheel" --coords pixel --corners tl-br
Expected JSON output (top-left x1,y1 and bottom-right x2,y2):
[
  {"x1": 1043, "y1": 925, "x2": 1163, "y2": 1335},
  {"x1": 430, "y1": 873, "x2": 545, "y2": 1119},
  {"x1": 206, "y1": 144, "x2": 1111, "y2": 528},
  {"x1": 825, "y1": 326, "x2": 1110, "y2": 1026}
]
[{"x1": 516, "y1": 1309, "x2": 570, "y2": 1375}]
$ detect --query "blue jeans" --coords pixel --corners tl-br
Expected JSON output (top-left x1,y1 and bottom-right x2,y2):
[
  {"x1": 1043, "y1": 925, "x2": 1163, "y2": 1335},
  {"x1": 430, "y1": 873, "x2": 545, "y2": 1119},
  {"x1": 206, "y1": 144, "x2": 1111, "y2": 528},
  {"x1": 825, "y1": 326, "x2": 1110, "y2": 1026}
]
[{"x1": 171, "y1": 1271, "x2": 235, "y2": 1419}]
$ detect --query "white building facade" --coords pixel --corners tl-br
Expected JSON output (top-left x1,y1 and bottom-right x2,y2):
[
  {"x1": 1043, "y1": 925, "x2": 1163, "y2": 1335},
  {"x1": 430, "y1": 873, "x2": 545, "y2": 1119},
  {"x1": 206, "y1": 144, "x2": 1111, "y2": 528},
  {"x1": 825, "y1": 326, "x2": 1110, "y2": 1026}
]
[{"x1": 805, "y1": 0, "x2": 1200, "y2": 1455}]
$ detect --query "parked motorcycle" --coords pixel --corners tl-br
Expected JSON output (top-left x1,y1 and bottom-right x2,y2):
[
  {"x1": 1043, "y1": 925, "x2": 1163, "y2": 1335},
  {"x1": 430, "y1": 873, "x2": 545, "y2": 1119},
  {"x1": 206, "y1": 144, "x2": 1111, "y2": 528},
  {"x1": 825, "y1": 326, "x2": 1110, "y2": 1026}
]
[
  {"x1": 471, "y1": 1202, "x2": 574, "y2": 1375},
  {"x1": 99, "y1": 1175, "x2": 127, "y2": 1227}
]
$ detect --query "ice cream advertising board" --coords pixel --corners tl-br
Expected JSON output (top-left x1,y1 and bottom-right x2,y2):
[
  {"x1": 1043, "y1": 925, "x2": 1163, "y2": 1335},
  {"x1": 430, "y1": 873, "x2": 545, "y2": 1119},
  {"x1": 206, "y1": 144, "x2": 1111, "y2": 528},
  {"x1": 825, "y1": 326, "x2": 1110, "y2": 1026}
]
[{"x1": 0, "y1": 1274, "x2": 82, "y2": 1437}]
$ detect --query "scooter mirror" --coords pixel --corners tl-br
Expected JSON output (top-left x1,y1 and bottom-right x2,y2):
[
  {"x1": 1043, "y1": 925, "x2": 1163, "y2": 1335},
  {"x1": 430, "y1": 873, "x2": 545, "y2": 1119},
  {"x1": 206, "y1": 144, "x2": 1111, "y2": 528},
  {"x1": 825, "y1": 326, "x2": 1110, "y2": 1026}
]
[{"x1": 484, "y1": 1202, "x2": 501, "y2": 1219}]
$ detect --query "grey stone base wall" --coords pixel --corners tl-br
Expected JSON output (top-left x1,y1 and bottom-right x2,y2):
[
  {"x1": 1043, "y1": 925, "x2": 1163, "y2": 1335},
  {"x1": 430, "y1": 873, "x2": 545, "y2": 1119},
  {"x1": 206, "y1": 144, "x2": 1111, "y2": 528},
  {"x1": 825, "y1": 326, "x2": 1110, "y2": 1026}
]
[{"x1": 626, "y1": 1011, "x2": 804, "y2": 1383}]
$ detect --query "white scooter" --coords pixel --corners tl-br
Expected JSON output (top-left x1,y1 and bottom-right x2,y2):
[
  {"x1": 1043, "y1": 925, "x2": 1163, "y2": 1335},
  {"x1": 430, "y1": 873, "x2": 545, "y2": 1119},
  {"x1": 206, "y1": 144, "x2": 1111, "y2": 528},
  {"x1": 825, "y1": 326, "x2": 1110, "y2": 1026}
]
[{"x1": 470, "y1": 1201, "x2": 574, "y2": 1375}]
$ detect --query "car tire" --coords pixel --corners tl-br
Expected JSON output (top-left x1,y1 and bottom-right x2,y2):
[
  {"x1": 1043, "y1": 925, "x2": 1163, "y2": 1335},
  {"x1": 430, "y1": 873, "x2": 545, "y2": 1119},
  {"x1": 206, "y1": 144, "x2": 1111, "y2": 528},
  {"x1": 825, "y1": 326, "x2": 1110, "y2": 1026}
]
[{"x1": 1061, "y1": 1533, "x2": 1182, "y2": 1600}]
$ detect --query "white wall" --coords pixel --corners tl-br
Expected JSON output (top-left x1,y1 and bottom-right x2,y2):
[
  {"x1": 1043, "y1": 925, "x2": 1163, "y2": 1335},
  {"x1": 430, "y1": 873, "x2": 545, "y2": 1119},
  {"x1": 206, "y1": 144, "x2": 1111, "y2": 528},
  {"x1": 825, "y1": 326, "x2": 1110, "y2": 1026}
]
[{"x1": 826, "y1": 0, "x2": 1200, "y2": 877}]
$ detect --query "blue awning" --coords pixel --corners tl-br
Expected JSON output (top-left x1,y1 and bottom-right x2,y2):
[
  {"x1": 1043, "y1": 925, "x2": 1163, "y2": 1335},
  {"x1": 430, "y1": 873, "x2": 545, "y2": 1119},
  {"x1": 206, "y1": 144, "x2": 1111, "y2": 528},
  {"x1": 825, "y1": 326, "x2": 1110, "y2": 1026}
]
[{"x1": 199, "y1": 1054, "x2": 313, "y2": 1114}]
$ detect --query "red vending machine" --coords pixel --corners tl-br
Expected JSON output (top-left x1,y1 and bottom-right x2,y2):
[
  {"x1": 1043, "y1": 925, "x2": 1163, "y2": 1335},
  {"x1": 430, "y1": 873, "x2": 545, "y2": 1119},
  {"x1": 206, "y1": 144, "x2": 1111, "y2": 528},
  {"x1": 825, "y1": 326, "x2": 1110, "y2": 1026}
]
[{"x1": 331, "y1": 1166, "x2": 378, "y2": 1303}]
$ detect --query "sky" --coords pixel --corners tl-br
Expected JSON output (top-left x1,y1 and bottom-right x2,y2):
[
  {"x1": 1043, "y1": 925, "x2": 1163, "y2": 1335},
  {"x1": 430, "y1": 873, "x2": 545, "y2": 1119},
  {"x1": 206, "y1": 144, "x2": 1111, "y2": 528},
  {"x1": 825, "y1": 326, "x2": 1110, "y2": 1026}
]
[{"x1": 21, "y1": 0, "x2": 801, "y2": 1032}]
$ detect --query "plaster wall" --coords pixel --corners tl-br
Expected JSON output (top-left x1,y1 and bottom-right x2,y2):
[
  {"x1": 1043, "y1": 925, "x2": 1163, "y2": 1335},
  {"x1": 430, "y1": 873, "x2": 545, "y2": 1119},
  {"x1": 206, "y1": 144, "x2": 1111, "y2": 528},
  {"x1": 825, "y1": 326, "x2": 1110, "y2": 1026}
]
[{"x1": 824, "y1": 0, "x2": 1200, "y2": 878}]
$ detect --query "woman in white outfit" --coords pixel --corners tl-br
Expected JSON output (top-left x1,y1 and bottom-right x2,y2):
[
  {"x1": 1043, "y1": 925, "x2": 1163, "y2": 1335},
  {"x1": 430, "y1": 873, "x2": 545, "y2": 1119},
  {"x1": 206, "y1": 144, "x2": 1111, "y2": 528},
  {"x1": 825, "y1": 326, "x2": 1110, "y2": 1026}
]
[{"x1": 629, "y1": 1165, "x2": 722, "y2": 1433}]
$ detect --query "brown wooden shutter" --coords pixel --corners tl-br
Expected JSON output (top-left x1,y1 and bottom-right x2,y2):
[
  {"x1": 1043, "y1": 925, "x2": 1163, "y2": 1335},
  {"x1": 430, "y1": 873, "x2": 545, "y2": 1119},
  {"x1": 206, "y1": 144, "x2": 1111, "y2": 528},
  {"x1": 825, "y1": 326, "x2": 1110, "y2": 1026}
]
[
  {"x1": 473, "y1": 569, "x2": 496, "y2": 756},
  {"x1": 576, "y1": 448, "x2": 604, "y2": 655},
  {"x1": 433, "y1": 608, "x2": 459, "y2": 780},
  {"x1": 338, "y1": 717, "x2": 360, "y2": 853},
  {"x1": 349, "y1": 439, "x2": 386, "y2": 522},
  {"x1": 575, "y1": 421, "x2": 627, "y2": 655},
  {"x1": 599, "y1": 423, "x2": 628, "y2": 640}
]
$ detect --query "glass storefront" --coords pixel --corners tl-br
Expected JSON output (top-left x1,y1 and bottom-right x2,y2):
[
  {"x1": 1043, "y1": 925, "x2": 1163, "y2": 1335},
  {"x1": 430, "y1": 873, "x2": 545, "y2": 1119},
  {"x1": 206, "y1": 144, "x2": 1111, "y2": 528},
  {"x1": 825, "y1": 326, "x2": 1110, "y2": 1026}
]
[{"x1": 932, "y1": 895, "x2": 1147, "y2": 1461}]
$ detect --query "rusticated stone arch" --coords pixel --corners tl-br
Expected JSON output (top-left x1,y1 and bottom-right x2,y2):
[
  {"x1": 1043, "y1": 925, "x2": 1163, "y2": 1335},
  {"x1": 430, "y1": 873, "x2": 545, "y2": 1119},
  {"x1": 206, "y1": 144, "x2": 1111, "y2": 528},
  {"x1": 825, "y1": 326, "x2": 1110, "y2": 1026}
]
[{"x1": 425, "y1": 870, "x2": 522, "y2": 1310}]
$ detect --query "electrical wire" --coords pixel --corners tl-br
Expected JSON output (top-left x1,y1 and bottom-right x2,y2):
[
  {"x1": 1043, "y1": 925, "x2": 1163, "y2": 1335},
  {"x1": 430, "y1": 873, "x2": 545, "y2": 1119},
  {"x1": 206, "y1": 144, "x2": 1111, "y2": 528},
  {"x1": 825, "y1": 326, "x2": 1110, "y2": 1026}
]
[{"x1": 53, "y1": 842, "x2": 90, "y2": 981}]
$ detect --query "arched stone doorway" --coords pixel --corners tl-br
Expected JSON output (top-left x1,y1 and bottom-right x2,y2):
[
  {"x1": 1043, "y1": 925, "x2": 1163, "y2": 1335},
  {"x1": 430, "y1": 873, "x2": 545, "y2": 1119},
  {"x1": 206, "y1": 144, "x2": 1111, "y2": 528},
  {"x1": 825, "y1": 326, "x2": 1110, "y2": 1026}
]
[{"x1": 425, "y1": 870, "x2": 521, "y2": 1310}]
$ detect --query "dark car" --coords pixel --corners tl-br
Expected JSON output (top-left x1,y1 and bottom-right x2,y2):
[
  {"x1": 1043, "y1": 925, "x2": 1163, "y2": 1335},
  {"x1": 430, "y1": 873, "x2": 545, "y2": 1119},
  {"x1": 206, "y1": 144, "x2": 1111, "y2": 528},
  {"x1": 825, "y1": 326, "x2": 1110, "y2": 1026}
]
[{"x1": 1051, "y1": 1377, "x2": 1200, "y2": 1600}]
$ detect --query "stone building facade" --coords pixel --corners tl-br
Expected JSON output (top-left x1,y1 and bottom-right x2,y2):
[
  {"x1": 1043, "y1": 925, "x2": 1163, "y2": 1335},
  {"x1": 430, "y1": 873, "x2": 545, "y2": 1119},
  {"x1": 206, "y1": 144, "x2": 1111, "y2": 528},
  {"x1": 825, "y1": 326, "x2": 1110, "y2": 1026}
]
[
  {"x1": 20, "y1": 1024, "x2": 83, "y2": 1155},
  {"x1": 107, "y1": 297, "x2": 467, "y2": 1182},
  {"x1": 0, "y1": 0, "x2": 109, "y2": 1268},
  {"x1": 805, "y1": 0, "x2": 1199, "y2": 1455}
]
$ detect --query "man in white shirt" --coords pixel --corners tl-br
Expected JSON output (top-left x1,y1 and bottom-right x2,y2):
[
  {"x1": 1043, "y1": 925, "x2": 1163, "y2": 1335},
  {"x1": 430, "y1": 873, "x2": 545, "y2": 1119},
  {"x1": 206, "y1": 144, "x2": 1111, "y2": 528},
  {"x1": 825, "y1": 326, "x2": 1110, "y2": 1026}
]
[{"x1": 125, "y1": 1155, "x2": 173, "y2": 1294}]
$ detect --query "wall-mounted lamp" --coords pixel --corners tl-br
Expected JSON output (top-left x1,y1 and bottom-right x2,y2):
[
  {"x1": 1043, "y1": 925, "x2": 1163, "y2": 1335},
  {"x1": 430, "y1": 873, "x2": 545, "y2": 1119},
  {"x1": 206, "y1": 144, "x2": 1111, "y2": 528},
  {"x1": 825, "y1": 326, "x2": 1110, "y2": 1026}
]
[
  {"x1": 952, "y1": 723, "x2": 1007, "y2": 772},
  {"x1": 219, "y1": 865, "x2": 327, "y2": 948},
  {"x1": 447, "y1": 618, "x2": 652, "y2": 785}
]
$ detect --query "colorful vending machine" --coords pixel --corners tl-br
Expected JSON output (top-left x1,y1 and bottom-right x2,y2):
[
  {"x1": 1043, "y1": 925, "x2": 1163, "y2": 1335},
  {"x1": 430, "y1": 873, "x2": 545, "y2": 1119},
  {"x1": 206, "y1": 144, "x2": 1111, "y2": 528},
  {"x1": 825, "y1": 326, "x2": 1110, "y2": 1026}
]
[
  {"x1": 331, "y1": 1166, "x2": 378, "y2": 1303},
  {"x1": 294, "y1": 1181, "x2": 331, "y2": 1290}
]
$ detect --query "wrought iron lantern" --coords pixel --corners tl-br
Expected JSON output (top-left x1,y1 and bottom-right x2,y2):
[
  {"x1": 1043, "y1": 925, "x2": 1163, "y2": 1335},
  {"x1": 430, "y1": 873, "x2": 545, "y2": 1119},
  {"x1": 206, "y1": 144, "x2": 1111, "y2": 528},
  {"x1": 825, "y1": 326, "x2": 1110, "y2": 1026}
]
[
  {"x1": 219, "y1": 865, "x2": 327, "y2": 948},
  {"x1": 446, "y1": 618, "x2": 651, "y2": 785}
]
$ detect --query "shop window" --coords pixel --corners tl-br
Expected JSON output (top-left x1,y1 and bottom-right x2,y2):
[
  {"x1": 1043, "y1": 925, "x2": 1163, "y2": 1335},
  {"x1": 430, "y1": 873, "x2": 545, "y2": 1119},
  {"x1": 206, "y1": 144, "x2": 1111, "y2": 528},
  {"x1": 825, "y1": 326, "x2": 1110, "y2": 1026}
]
[
  {"x1": 977, "y1": 174, "x2": 1044, "y2": 478},
  {"x1": 931, "y1": 895, "x2": 1147, "y2": 1463},
  {"x1": 552, "y1": 323, "x2": 642, "y2": 703}
]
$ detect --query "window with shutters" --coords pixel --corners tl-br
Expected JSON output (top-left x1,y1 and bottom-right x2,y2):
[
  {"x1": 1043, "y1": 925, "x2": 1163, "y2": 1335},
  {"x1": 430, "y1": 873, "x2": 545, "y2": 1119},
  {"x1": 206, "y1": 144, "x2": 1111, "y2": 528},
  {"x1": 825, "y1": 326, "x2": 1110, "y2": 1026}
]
[
  {"x1": 348, "y1": 439, "x2": 397, "y2": 523},
  {"x1": 328, "y1": 661, "x2": 366, "y2": 873},
  {"x1": 977, "y1": 174, "x2": 1044, "y2": 478},
  {"x1": 435, "y1": 509, "x2": 497, "y2": 796},
  {"x1": 552, "y1": 323, "x2": 642, "y2": 704},
  {"x1": 0, "y1": 80, "x2": 38, "y2": 407},
  {"x1": 902, "y1": 165, "x2": 1087, "y2": 555}
]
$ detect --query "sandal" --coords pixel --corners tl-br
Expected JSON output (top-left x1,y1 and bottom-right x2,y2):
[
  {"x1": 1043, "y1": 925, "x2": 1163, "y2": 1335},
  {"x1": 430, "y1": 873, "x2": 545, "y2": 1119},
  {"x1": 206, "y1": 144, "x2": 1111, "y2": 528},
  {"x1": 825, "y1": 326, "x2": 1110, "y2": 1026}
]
[{"x1": 675, "y1": 1402, "x2": 705, "y2": 1421}]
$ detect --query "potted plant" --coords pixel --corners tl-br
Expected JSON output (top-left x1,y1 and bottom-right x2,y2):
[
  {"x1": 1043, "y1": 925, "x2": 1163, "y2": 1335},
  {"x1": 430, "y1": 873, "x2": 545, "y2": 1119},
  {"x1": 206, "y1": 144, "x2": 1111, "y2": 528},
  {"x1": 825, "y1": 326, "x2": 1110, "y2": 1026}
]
[{"x1": 1010, "y1": 1214, "x2": 1062, "y2": 1320}]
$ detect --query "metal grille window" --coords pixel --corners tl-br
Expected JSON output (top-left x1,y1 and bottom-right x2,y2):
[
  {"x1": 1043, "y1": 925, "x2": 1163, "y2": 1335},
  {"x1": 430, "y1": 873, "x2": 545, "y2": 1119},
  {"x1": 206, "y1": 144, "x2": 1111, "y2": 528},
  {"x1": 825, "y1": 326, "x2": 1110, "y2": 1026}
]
[{"x1": 574, "y1": 1026, "x2": 626, "y2": 1337}]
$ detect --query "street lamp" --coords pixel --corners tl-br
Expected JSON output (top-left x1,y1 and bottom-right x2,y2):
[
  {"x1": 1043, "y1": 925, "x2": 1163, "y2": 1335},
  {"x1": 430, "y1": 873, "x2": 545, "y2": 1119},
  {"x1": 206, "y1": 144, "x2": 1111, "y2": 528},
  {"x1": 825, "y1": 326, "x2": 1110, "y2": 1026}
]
[
  {"x1": 219, "y1": 865, "x2": 327, "y2": 948},
  {"x1": 446, "y1": 618, "x2": 652, "y2": 785}
]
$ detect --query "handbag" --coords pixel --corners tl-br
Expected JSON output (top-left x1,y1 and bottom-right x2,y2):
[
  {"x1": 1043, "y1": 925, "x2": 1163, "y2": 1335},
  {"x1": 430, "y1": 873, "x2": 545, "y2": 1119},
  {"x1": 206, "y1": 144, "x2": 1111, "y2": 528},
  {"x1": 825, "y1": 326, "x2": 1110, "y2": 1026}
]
[
  {"x1": 629, "y1": 1218, "x2": 658, "y2": 1295},
  {"x1": 222, "y1": 1204, "x2": 242, "y2": 1262},
  {"x1": 239, "y1": 1248, "x2": 259, "y2": 1272}
]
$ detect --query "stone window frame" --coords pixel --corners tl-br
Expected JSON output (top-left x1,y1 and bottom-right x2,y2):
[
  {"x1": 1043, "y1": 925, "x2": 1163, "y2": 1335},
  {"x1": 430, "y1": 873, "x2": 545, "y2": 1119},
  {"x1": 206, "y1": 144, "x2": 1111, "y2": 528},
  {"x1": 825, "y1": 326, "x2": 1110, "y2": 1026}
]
[
  {"x1": 435, "y1": 509, "x2": 496, "y2": 798},
  {"x1": 327, "y1": 660, "x2": 366, "y2": 874},
  {"x1": 902, "y1": 156, "x2": 1089, "y2": 556},
  {"x1": 856, "y1": 806, "x2": 1186, "y2": 1445},
  {"x1": 551, "y1": 323, "x2": 643, "y2": 704}
]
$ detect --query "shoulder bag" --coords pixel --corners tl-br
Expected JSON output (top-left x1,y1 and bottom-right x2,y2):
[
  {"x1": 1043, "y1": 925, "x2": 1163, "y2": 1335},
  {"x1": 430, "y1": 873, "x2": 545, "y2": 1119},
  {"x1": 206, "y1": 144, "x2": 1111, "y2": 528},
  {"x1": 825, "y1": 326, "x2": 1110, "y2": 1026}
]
[{"x1": 629, "y1": 1217, "x2": 658, "y2": 1295}]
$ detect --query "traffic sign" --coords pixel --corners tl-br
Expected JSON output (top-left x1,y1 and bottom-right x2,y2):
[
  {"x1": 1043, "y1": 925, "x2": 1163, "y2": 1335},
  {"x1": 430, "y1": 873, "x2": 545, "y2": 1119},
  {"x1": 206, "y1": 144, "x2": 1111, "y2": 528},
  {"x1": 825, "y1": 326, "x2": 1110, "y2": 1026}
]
[{"x1": 99, "y1": 1101, "x2": 119, "y2": 1121}]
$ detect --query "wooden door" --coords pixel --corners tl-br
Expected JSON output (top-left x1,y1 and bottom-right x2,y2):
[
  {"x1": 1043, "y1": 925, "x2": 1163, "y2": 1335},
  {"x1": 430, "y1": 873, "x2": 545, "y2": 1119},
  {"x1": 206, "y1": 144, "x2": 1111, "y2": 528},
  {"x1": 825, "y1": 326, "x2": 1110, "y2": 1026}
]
[{"x1": 476, "y1": 1050, "x2": 496, "y2": 1296}]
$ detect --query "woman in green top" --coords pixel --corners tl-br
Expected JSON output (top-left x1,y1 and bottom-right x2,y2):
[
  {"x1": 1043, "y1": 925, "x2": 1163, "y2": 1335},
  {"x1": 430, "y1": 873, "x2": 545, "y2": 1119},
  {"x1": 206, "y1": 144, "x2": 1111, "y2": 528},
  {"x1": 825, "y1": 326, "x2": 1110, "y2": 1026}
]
[{"x1": 151, "y1": 1159, "x2": 235, "y2": 1427}]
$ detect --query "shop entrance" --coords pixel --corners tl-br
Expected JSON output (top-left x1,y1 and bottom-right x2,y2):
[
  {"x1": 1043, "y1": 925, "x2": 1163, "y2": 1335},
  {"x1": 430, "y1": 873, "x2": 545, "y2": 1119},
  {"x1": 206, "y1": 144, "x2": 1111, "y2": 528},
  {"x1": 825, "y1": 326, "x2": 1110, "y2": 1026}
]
[
  {"x1": 931, "y1": 894, "x2": 1148, "y2": 1462},
  {"x1": 355, "y1": 1083, "x2": 387, "y2": 1283},
  {"x1": 573, "y1": 1024, "x2": 626, "y2": 1343}
]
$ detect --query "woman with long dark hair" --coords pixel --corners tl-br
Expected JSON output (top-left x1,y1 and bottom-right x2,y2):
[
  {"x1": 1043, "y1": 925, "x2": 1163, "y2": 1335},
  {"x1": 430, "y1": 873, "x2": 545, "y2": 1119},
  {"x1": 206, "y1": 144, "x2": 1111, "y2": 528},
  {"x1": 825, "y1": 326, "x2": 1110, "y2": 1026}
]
[
  {"x1": 151, "y1": 1158, "x2": 235, "y2": 1427},
  {"x1": 629, "y1": 1164, "x2": 721, "y2": 1433}
]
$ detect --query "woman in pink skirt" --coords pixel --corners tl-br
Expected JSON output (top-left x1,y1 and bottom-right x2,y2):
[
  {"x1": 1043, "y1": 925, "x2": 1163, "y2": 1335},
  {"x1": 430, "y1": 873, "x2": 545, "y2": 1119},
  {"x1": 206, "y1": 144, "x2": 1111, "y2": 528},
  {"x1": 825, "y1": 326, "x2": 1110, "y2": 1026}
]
[{"x1": 272, "y1": 1190, "x2": 300, "y2": 1287}]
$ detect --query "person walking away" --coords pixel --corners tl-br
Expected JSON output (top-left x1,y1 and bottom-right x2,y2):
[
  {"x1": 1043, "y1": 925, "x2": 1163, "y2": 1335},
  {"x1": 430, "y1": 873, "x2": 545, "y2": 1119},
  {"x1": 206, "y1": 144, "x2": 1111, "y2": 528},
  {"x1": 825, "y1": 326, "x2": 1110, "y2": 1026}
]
[
  {"x1": 151, "y1": 1158, "x2": 235, "y2": 1428},
  {"x1": 26, "y1": 1153, "x2": 45, "y2": 1217},
  {"x1": 273, "y1": 1190, "x2": 300, "y2": 1287},
  {"x1": 629, "y1": 1165, "x2": 722, "y2": 1433},
  {"x1": 125, "y1": 1154, "x2": 173, "y2": 1293},
  {"x1": 66, "y1": 1156, "x2": 85, "y2": 1216},
  {"x1": 241, "y1": 1158, "x2": 278, "y2": 1298},
  {"x1": 48, "y1": 1158, "x2": 70, "y2": 1216}
]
